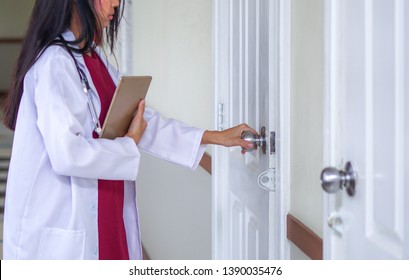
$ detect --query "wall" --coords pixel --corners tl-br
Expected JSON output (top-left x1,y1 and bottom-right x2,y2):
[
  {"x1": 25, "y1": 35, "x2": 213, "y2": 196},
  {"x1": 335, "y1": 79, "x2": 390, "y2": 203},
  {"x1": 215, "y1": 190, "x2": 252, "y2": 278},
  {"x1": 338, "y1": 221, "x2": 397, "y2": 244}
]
[
  {"x1": 130, "y1": 0, "x2": 212, "y2": 129},
  {"x1": 129, "y1": 0, "x2": 213, "y2": 259},
  {"x1": 290, "y1": 0, "x2": 324, "y2": 259},
  {"x1": 0, "y1": 0, "x2": 34, "y2": 36},
  {"x1": 0, "y1": 0, "x2": 35, "y2": 91}
]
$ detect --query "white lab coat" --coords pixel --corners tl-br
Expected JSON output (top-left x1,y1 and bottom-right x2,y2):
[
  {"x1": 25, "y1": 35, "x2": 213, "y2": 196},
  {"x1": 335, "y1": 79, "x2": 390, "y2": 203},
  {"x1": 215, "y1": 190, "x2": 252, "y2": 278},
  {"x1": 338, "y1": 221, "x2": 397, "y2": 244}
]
[{"x1": 2, "y1": 31, "x2": 206, "y2": 260}]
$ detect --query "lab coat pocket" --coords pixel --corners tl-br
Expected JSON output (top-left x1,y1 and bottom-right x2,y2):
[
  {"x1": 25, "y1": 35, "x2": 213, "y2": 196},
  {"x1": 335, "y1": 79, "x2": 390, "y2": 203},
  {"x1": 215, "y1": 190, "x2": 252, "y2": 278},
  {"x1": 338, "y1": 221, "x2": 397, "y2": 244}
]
[{"x1": 37, "y1": 227, "x2": 86, "y2": 260}]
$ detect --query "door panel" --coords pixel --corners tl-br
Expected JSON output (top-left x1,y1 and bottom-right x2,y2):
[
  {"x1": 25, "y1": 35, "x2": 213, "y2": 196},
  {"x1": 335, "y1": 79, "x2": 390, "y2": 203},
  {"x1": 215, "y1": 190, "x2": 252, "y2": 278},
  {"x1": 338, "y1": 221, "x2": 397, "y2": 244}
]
[
  {"x1": 213, "y1": 0, "x2": 277, "y2": 260},
  {"x1": 324, "y1": 0, "x2": 408, "y2": 259}
]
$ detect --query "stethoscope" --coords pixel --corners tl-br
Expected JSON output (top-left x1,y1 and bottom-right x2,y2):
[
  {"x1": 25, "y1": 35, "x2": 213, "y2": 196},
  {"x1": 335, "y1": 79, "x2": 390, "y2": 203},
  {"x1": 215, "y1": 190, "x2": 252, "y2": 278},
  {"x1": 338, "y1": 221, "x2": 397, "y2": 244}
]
[{"x1": 57, "y1": 35, "x2": 103, "y2": 136}]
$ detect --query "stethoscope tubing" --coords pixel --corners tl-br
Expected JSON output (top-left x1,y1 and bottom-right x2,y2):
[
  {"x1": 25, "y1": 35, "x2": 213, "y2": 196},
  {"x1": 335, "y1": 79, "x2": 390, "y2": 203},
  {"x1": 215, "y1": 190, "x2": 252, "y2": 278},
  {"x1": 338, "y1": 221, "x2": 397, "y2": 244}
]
[{"x1": 57, "y1": 35, "x2": 103, "y2": 136}]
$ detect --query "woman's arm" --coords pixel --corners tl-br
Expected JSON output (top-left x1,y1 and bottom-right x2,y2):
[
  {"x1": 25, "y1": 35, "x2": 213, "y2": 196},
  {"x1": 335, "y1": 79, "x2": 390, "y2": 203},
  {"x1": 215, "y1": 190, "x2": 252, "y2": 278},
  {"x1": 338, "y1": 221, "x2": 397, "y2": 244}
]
[{"x1": 201, "y1": 124, "x2": 258, "y2": 149}]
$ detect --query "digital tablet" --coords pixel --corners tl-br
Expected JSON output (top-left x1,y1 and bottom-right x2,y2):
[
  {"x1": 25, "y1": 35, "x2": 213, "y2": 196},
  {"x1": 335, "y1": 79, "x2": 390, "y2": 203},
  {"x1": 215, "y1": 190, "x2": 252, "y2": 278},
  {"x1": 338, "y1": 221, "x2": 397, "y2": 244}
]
[{"x1": 100, "y1": 76, "x2": 152, "y2": 139}]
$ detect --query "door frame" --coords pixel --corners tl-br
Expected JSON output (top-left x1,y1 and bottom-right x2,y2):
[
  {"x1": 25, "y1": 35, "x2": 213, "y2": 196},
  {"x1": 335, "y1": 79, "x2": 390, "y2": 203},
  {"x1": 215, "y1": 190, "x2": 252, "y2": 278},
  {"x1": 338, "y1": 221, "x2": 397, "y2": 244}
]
[
  {"x1": 322, "y1": 0, "x2": 363, "y2": 260},
  {"x1": 118, "y1": 0, "x2": 134, "y2": 75},
  {"x1": 277, "y1": 0, "x2": 292, "y2": 260},
  {"x1": 212, "y1": 0, "x2": 292, "y2": 260},
  {"x1": 323, "y1": 0, "x2": 334, "y2": 260}
]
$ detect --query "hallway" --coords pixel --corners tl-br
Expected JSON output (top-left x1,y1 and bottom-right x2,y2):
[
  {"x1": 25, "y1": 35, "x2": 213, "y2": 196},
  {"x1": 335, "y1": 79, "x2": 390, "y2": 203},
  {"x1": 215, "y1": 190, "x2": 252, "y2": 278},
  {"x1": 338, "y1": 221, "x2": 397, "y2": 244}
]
[{"x1": 0, "y1": 117, "x2": 13, "y2": 259}]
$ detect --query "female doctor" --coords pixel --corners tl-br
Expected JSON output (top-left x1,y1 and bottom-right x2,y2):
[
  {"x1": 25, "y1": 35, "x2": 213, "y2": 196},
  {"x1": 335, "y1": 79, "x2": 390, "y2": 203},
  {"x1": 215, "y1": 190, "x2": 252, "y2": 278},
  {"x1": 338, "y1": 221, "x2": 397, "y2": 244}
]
[{"x1": 2, "y1": 0, "x2": 256, "y2": 260}]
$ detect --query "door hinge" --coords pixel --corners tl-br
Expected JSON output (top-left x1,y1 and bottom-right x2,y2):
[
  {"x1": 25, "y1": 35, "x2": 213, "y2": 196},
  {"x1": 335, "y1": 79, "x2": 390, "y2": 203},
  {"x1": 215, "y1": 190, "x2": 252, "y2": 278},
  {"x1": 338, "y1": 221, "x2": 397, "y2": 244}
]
[{"x1": 217, "y1": 103, "x2": 224, "y2": 131}]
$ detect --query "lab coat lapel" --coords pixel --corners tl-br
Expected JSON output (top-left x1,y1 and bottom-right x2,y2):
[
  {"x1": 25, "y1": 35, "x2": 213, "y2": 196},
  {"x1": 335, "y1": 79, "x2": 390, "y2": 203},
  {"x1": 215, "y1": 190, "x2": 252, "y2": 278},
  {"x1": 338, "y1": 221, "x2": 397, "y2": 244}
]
[{"x1": 60, "y1": 30, "x2": 102, "y2": 118}]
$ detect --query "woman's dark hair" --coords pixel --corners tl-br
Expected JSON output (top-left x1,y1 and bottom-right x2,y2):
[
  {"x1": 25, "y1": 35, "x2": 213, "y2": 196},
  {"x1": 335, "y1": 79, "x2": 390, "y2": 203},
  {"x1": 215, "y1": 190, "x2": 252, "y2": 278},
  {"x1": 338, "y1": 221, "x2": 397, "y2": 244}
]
[{"x1": 2, "y1": 0, "x2": 124, "y2": 130}]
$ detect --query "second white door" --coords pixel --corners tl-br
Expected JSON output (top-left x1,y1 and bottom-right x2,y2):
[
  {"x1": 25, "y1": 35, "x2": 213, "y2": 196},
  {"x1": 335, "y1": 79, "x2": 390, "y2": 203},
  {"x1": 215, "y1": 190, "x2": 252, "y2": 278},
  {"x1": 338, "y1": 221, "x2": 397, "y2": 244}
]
[{"x1": 323, "y1": 0, "x2": 409, "y2": 259}]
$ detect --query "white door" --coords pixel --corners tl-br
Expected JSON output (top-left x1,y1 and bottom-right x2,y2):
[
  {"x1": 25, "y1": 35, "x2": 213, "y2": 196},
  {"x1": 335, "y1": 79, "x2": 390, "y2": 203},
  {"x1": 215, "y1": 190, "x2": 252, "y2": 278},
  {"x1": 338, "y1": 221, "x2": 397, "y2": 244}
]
[
  {"x1": 213, "y1": 0, "x2": 278, "y2": 259},
  {"x1": 323, "y1": 0, "x2": 409, "y2": 259}
]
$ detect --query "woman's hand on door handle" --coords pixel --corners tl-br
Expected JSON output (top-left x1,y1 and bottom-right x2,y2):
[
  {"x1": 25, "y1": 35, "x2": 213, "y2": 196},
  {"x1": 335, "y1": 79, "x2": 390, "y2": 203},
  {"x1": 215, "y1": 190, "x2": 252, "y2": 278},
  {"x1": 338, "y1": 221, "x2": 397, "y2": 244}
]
[{"x1": 201, "y1": 123, "x2": 258, "y2": 149}]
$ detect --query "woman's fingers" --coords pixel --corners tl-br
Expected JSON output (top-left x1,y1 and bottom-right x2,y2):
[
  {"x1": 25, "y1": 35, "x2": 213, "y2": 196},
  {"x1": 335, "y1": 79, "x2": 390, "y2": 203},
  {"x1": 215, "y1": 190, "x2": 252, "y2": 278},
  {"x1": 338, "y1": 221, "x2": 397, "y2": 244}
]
[
  {"x1": 136, "y1": 99, "x2": 145, "y2": 117},
  {"x1": 240, "y1": 123, "x2": 258, "y2": 136},
  {"x1": 126, "y1": 100, "x2": 147, "y2": 144},
  {"x1": 217, "y1": 123, "x2": 258, "y2": 148}
]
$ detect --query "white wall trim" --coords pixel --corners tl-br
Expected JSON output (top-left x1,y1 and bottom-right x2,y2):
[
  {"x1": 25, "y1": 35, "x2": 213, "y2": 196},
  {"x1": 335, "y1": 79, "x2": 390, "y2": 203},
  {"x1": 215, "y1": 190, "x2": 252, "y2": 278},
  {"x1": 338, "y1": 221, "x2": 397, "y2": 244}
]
[
  {"x1": 212, "y1": 0, "x2": 229, "y2": 260},
  {"x1": 277, "y1": 0, "x2": 292, "y2": 260},
  {"x1": 118, "y1": 0, "x2": 134, "y2": 75}
]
